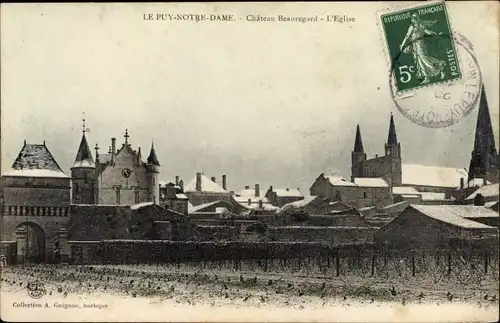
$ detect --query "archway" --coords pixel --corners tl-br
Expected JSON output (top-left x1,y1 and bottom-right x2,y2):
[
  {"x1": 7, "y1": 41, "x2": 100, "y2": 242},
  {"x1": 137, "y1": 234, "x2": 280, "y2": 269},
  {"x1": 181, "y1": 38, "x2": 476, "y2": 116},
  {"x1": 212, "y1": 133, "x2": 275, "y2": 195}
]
[{"x1": 15, "y1": 222, "x2": 46, "y2": 264}]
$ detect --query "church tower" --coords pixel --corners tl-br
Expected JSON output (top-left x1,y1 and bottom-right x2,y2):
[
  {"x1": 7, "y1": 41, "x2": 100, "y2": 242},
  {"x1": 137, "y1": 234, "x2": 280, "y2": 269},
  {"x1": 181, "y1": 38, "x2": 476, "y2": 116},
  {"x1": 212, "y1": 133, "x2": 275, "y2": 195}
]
[
  {"x1": 351, "y1": 124, "x2": 367, "y2": 178},
  {"x1": 71, "y1": 118, "x2": 96, "y2": 204},
  {"x1": 468, "y1": 85, "x2": 499, "y2": 184},
  {"x1": 384, "y1": 113, "x2": 402, "y2": 186},
  {"x1": 146, "y1": 142, "x2": 160, "y2": 204}
]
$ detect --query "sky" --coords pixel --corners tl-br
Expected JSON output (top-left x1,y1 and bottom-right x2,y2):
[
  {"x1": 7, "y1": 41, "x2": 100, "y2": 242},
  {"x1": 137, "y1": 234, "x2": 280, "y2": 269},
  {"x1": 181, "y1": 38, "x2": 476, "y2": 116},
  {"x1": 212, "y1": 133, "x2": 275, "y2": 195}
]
[{"x1": 1, "y1": 2, "x2": 499, "y2": 193}]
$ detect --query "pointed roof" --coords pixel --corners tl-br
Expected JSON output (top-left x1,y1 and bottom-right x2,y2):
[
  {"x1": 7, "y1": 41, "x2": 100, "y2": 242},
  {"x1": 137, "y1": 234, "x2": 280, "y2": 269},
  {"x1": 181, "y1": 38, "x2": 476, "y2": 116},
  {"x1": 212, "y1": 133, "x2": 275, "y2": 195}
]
[
  {"x1": 184, "y1": 174, "x2": 227, "y2": 193},
  {"x1": 3, "y1": 142, "x2": 68, "y2": 178},
  {"x1": 387, "y1": 113, "x2": 398, "y2": 146},
  {"x1": 147, "y1": 142, "x2": 160, "y2": 166},
  {"x1": 468, "y1": 85, "x2": 498, "y2": 181},
  {"x1": 72, "y1": 133, "x2": 95, "y2": 168},
  {"x1": 353, "y1": 124, "x2": 364, "y2": 153}
]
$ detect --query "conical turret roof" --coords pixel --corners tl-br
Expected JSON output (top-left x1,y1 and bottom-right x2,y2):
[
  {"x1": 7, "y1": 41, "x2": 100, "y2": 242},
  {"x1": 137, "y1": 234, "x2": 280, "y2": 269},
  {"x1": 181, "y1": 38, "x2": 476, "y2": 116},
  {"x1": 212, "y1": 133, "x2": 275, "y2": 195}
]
[
  {"x1": 147, "y1": 142, "x2": 160, "y2": 166},
  {"x1": 72, "y1": 133, "x2": 95, "y2": 168}
]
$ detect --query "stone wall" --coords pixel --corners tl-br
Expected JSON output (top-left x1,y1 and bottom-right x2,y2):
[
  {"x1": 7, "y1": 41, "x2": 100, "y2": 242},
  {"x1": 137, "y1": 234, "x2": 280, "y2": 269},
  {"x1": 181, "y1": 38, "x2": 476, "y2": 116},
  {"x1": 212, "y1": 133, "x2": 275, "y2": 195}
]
[{"x1": 267, "y1": 226, "x2": 377, "y2": 244}]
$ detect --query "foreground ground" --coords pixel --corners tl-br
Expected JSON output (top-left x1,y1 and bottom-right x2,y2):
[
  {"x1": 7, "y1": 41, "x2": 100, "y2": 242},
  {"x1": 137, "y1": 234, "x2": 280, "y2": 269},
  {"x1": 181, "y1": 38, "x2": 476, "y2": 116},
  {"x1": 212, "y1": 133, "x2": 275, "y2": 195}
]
[{"x1": 1, "y1": 263, "x2": 499, "y2": 322}]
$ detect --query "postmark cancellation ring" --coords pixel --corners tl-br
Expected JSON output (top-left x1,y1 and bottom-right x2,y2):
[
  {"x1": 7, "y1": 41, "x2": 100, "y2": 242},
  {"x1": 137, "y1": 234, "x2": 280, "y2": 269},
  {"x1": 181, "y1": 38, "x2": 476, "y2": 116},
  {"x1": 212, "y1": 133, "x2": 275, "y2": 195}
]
[{"x1": 389, "y1": 32, "x2": 483, "y2": 128}]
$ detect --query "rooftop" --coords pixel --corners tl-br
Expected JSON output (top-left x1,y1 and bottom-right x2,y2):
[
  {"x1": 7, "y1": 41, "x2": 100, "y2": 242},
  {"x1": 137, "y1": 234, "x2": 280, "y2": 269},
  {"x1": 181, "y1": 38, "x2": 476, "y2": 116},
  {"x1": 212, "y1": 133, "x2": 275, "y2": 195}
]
[
  {"x1": 3, "y1": 142, "x2": 68, "y2": 178},
  {"x1": 402, "y1": 164, "x2": 468, "y2": 188},
  {"x1": 411, "y1": 205, "x2": 498, "y2": 229},
  {"x1": 184, "y1": 174, "x2": 227, "y2": 193},
  {"x1": 325, "y1": 176, "x2": 357, "y2": 187},
  {"x1": 354, "y1": 177, "x2": 389, "y2": 188},
  {"x1": 465, "y1": 183, "x2": 500, "y2": 200},
  {"x1": 270, "y1": 188, "x2": 303, "y2": 197},
  {"x1": 393, "y1": 186, "x2": 420, "y2": 195}
]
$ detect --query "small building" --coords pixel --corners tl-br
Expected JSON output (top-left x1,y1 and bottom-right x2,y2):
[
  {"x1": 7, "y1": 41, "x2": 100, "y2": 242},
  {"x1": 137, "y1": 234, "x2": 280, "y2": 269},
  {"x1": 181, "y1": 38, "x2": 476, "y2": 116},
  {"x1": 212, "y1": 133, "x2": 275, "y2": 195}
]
[
  {"x1": 1, "y1": 141, "x2": 71, "y2": 264},
  {"x1": 465, "y1": 183, "x2": 499, "y2": 205},
  {"x1": 183, "y1": 173, "x2": 231, "y2": 206},
  {"x1": 309, "y1": 174, "x2": 358, "y2": 206},
  {"x1": 353, "y1": 177, "x2": 393, "y2": 209},
  {"x1": 232, "y1": 184, "x2": 279, "y2": 215},
  {"x1": 374, "y1": 205, "x2": 499, "y2": 249},
  {"x1": 159, "y1": 181, "x2": 189, "y2": 214},
  {"x1": 265, "y1": 186, "x2": 304, "y2": 207},
  {"x1": 278, "y1": 196, "x2": 368, "y2": 227}
]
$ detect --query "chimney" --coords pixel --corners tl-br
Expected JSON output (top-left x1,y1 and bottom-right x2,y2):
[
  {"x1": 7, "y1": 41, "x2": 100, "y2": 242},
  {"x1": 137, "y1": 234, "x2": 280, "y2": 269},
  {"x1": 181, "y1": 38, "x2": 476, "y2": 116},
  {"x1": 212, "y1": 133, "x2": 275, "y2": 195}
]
[
  {"x1": 255, "y1": 184, "x2": 260, "y2": 197},
  {"x1": 196, "y1": 172, "x2": 202, "y2": 191},
  {"x1": 460, "y1": 178, "x2": 464, "y2": 189},
  {"x1": 351, "y1": 176, "x2": 355, "y2": 183},
  {"x1": 247, "y1": 198, "x2": 251, "y2": 206},
  {"x1": 258, "y1": 200, "x2": 263, "y2": 209},
  {"x1": 175, "y1": 176, "x2": 179, "y2": 186},
  {"x1": 179, "y1": 180, "x2": 184, "y2": 192},
  {"x1": 245, "y1": 185, "x2": 250, "y2": 190},
  {"x1": 483, "y1": 177, "x2": 487, "y2": 185},
  {"x1": 269, "y1": 185, "x2": 273, "y2": 192},
  {"x1": 111, "y1": 137, "x2": 116, "y2": 163},
  {"x1": 222, "y1": 174, "x2": 227, "y2": 190},
  {"x1": 211, "y1": 176, "x2": 216, "y2": 183},
  {"x1": 229, "y1": 190, "x2": 234, "y2": 195}
]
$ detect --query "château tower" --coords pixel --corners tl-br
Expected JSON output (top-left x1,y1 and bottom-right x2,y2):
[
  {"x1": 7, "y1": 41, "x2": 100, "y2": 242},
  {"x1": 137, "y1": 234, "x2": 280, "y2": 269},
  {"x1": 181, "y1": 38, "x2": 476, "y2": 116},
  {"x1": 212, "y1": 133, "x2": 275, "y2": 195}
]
[
  {"x1": 146, "y1": 142, "x2": 160, "y2": 204},
  {"x1": 71, "y1": 118, "x2": 96, "y2": 204}
]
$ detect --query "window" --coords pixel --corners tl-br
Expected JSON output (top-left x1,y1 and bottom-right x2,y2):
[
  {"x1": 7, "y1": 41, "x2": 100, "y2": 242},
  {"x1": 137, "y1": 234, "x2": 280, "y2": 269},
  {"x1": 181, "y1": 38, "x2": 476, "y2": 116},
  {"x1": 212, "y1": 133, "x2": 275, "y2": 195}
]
[
  {"x1": 115, "y1": 187, "x2": 121, "y2": 205},
  {"x1": 134, "y1": 189, "x2": 140, "y2": 204},
  {"x1": 8, "y1": 206, "x2": 12, "y2": 215},
  {"x1": 363, "y1": 192, "x2": 367, "y2": 199}
]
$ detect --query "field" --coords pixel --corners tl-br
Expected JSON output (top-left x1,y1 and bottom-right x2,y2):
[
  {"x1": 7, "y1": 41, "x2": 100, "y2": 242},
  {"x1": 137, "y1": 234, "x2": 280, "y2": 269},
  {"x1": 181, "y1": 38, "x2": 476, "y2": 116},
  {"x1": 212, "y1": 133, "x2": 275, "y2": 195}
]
[{"x1": 2, "y1": 255, "x2": 499, "y2": 305}]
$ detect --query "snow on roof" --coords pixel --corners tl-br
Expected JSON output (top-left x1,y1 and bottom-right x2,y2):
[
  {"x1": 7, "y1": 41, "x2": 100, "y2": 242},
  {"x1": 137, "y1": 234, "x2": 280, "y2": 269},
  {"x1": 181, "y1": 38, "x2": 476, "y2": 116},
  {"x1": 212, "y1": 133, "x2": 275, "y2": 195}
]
[
  {"x1": 190, "y1": 201, "x2": 222, "y2": 212},
  {"x1": 271, "y1": 188, "x2": 303, "y2": 197},
  {"x1": 72, "y1": 160, "x2": 95, "y2": 168},
  {"x1": 2, "y1": 169, "x2": 69, "y2": 178},
  {"x1": 465, "y1": 183, "x2": 500, "y2": 200},
  {"x1": 282, "y1": 196, "x2": 318, "y2": 209},
  {"x1": 485, "y1": 201, "x2": 498, "y2": 208},
  {"x1": 325, "y1": 176, "x2": 357, "y2": 187},
  {"x1": 402, "y1": 164, "x2": 467, "y2": 188},
  {"x1": 4, "y1": 143, "x2": 68, "y2": 178},
  {"x1": 188, "y1": 202, "x2": 195, "y2": 212},
  {"x1": 382, "y1": 201, "x2": 409, "y2": 211},
  {"x1": 72, "y1": 134, "x2": 95, "y2": 169},
  {"x1": 130, "y1": 202, "x2": 154, "y2": 210},
  {"x1": 420, "y1": 192, "x2": 454, "y2": 201},
  {"x1": 393, "y1": 186, "x2": 420, "y2": 195},
  {"x1": 460, "y1": 178, "x2": 492, "y2": 189},
  {"x1": 411, "y1": 205, "x2": 498, "y2": 229},
  {"x1": 354, "y1": 177, "x2": 389, "y2": 188},
  {"x1": 175, "y1": 193, "x2": 188, "y2": 200},
  {"x1": 237, "y1": 201, "x2": 280, "y2": 211},
  {"x1": 184, "y1": 174, "x2": 227, "y2": 193},
  {"x1": 233, "y1": 188, "x2": 269, "y2": 203}
]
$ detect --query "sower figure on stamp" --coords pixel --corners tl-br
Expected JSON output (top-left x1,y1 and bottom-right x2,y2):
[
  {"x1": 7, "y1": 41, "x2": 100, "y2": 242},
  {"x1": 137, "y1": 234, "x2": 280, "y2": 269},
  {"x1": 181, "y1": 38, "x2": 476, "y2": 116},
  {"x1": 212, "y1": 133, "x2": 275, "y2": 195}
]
[{"x1": 400, "y1": 13, "x2": 446, "y2": 85}]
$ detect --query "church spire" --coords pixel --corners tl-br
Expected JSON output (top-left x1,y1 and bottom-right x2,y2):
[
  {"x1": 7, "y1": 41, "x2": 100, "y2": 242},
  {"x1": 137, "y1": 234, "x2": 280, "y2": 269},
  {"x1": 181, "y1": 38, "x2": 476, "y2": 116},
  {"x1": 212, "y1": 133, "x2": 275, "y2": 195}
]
[
  {"x1": 353, "y1": 124, "x2": 364, "y2": 153},
  {"x1": 72, "y1": 118, "x2": 95, "y2": 169},
  {"x1": 468, "y1": 85, "x2": 498, "y2": 181},
  {"x1": 147, "y1": 141, "x2": 160, "y2": 166},
  {"x1": 387, "y1": 113, "x2": 398, "y2": 146}
]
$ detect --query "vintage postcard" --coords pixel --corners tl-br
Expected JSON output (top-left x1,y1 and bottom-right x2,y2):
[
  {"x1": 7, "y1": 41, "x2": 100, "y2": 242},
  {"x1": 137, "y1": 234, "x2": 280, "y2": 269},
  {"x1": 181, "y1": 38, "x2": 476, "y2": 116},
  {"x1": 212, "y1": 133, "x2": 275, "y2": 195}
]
[{"x1": 1, "y1": 2, "x2": 499, "y2": 322}]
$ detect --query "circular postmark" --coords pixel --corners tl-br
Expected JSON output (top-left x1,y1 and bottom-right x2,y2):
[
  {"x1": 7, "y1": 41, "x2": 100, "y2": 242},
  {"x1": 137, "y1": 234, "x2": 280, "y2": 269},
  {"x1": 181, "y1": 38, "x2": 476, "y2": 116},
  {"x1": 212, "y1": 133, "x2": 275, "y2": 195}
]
[
  {"x1": 389, "y1": 32, "x2": 482, "y2": 128},
  {"x1": 27, "y1": 281, "x2": 46, "y2": 299}
]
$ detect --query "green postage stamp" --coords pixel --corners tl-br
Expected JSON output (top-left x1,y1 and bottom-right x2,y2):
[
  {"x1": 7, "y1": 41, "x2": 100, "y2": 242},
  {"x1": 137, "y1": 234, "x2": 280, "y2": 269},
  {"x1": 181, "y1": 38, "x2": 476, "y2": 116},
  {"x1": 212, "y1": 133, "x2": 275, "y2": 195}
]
[{"x1": 381, "y1": 2, "x2": 461, "y2": 92}]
